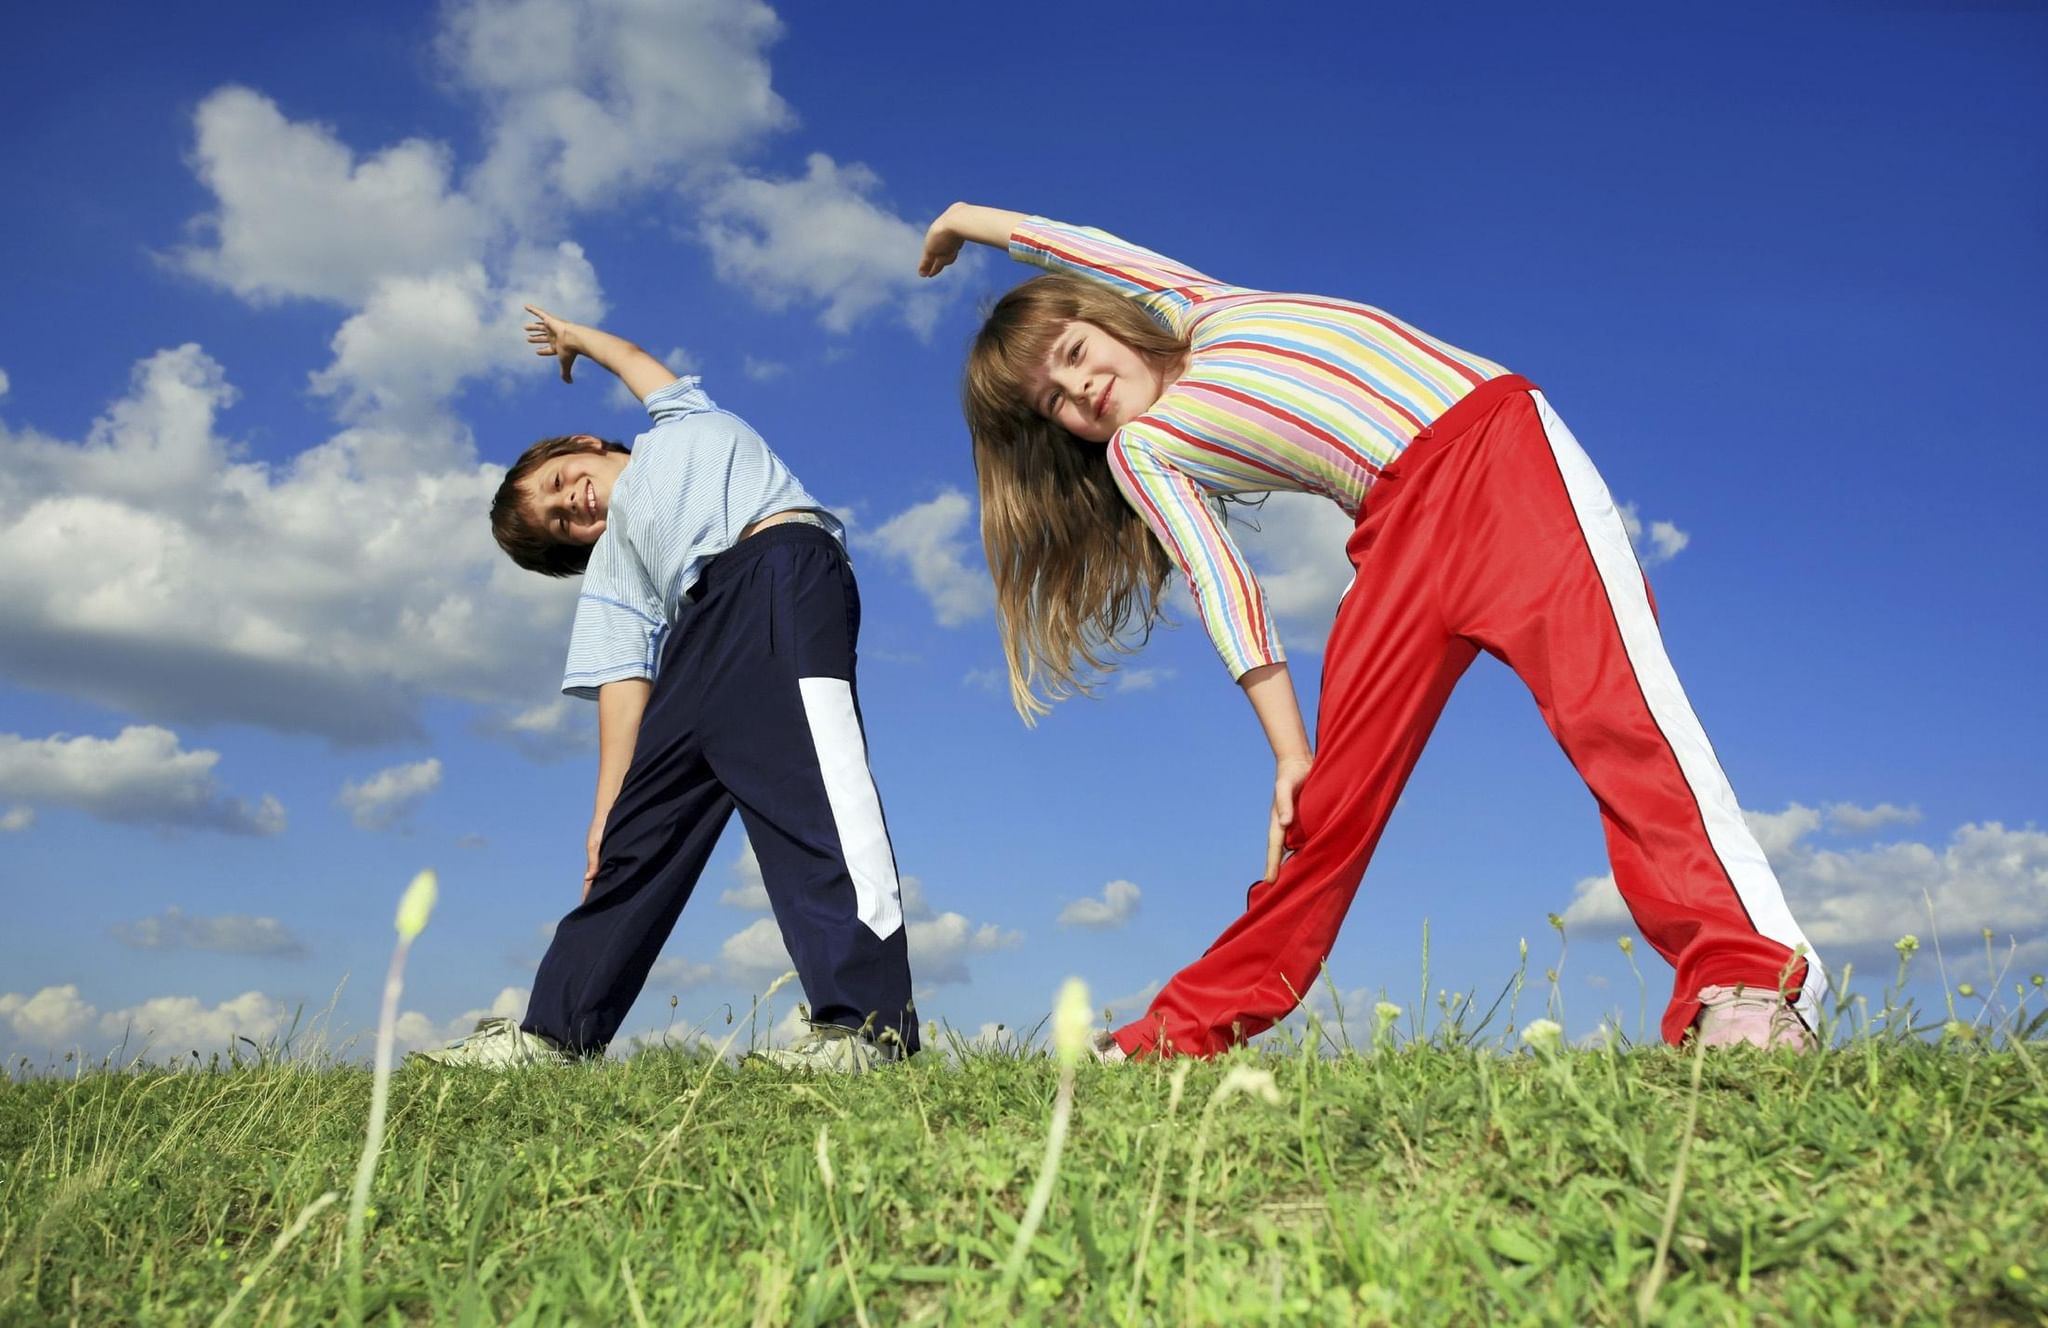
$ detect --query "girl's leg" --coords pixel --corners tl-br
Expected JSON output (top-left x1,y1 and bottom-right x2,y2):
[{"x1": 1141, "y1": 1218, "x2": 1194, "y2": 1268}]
[
  {"x1": 1116, "y1": 469, "x2": 1477, "y2": 1059},
  {"x1": 1450, "y1": 390, "x2": 1825, "y2": 1040}
]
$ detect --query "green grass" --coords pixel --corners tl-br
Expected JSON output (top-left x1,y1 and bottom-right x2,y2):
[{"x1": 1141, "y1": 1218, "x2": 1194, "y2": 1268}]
[{"x1": 4, "y1": 1018, "x2": 2044, "y2": 1326}]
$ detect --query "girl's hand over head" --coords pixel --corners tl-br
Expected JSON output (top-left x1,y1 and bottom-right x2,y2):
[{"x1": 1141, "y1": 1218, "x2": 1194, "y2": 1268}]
[
  {"x1": 1265, "y1": 753, "x2": 1313, "y2": 881},
  {"x1": 525, "y1": 304, "x2": 583, "y2": 383},
  {"x1": 918, "y1": 213, "x2": 965, "y2": 277}
]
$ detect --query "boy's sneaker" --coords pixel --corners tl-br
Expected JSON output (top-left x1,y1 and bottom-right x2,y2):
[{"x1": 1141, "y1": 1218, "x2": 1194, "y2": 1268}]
[
  {"x1": 1090, "y1": 1030, "x2": 1128, "y2": 1064},
  {"x1": 1692, "y1": 985, "x2": 1815, "y2": 1050},
  {"x1": 747, "y1": 1021, "x2": 902, "y2": 1074},
  {"x1": 407, "y1": 1017, "x2": 574, "y2": 1069}
]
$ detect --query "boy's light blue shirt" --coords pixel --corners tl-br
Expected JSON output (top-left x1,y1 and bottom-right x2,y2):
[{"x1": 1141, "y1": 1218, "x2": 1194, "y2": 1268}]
[{"x1": 561, "y1": 377, "x2": 842, "y2": 699}]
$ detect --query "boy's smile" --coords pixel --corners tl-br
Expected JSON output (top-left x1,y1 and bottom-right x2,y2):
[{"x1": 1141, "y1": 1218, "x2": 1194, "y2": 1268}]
[{"x1": 522, "y1": 439, "x2": 632, "y2": 546}]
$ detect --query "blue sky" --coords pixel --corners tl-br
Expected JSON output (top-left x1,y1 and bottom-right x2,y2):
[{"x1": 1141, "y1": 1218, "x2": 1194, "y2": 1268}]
[{"x1": 3, "y1": 3, "x2": 2044, "y2": 1062}]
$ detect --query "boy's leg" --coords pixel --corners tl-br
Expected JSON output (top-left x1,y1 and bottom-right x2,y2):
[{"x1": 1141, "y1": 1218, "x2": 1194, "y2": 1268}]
[
  {"x1": 524, "y1": 653, "x2": 734, "y2": 1056},
  {"x1": 1117, "y1": 460, "x2": 1477, "y2": 1059},
  {"x1": 695, "y1": 528, "x2": 919, "y2": 1053},
  {"x1": 1449, "y1": 389, "x2": 1825, "y2": 1040}
]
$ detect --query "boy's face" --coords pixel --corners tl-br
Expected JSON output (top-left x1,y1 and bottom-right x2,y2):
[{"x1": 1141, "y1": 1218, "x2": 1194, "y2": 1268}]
[{"x1": 521, "y1": 438, "x2": 628, "y2": 546}]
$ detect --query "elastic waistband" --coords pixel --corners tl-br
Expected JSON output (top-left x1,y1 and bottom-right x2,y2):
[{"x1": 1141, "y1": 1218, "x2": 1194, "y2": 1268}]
[
  {"x1": 697, "y1": 517, "x2": 843, "y2": 590},
  {"x1": 1415, "y1": 373, "x2": 1538, "y2": 446}
]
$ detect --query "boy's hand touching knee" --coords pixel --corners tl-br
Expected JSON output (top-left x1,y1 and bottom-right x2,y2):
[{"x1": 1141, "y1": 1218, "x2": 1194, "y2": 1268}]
[{"x1": 583, "y1": 814, "x2": 605, "y2": 901}]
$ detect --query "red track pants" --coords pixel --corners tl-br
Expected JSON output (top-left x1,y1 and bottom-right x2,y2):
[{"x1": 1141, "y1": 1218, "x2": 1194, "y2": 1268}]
[{"x1": 1114, "y1": 375, "x2": 1824, "y2": 1058}]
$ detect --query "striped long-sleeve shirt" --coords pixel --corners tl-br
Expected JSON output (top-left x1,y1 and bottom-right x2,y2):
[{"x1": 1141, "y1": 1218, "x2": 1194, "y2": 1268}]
[
  {"x1": 561, "y1": 377, "x2": 841, "y2": 699},
  {"x1": 1010, "y1": 218, "x2": 1510, "y2": 679}
]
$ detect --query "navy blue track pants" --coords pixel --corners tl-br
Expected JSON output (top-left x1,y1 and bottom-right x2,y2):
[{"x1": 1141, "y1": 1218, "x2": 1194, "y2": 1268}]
[{"x1": 523, "y1": 523, "x2": 918, "y2": 1055}]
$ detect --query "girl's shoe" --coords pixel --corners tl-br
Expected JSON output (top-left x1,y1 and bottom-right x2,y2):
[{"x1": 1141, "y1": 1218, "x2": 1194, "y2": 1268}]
[
  {"x1": 1692, "y1": 985, "x2": 1815, "y2": 1050},
  {"x1": 407, "y1": 1017, "x2": 573, "y2": 1068}
]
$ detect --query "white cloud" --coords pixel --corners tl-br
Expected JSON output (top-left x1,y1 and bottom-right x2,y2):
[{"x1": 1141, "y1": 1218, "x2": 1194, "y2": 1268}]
[
  {"x1": 442, "y1": 0, "x2": 791, "y2": 216},
  {"x1": 0, "y1": 367, "x2": 10, "y2": 397},
  {"x1": 719, "y1": 871, "x2": 1021, "y2": 988},
  {"x1": 2, "y1": 984, "x2": 307, "y2": 1063},
  {"x1": 698, "y1": 153, "x2": 954, "y2": 335},
  {"x1": 742, "y1": 354, "x2": 790, "y2": 382},
  {"x1": 1559, "y1": 805, "x2": 2048, "y2": 963},
  {"x1": 1113, "y1": 668, "x2": 1174, "y2": 693},
  {"x1": 719, "y1": 839, "x2": 771, "y2": 909},
  {"x1": 0, "y1": 985, "x2": 96, "y2": 1048},
  {"x1": 720, "y1": 917, "x2": 795, "y2": 984},
  {"x1": 649, "y1": 957, "x2": 717, "y2": 990},
  {"x1": 867, "y1": 490, "x2": 993, "y2": 627},
  {"x1": 111, "y1": 907, "x2": 307, "y2": 957},
  {"x1": 1618, "y1": 501, "x2": 1690, "y2": 567},
  {"x1": 961, "y1": 666, "x2": 1003, "y2": 694},
  {"x1": 0, "y1": 806, "x2": 31, "y2": 833},
  {"x1": 1229, "y1": 492, "x2": 1359, "y2": 652},
  {"x1": 339, "y1": 758, "x2": 443, "y2": 831},
  {"x1": 0, "y1": 726, "x2": 283, "y2": 835},
  {"x1": 1825, "y1": 801, "x2": 1921, "y2": 834},
  {"x1": 479, "y1": 695, "x2": 597, "y2": 758},
  {"x1": 394, "y1": 986, "x2": 529, "y2": 1053},
  {"x1": 0, "y1": 345, "x2": 580, "y2": 743},
  {"x1": 173, "y1": 86, "x2": 488, "y2": 306},
  {"x1": 1058, "y1": 879, "x2": 1142, "y2": 929}
]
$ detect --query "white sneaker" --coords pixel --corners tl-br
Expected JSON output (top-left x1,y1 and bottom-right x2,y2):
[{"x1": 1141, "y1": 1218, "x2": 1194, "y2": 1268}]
[
  {"x1": 407, "y1": 1017, "x2": 574, "y2": 1069},
  {"x1": 747, "y1": 1021, "x2": 902, "y2": 1074},
  {"x1": 1090, "y1": 1030, "x2": 1128, "y2": 1064}
]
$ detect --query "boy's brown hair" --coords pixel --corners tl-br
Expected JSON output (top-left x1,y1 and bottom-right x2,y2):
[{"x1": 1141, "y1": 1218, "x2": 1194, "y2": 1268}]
[{"x1": 490, "y1": 434, "x2": 630, "y2": 577}]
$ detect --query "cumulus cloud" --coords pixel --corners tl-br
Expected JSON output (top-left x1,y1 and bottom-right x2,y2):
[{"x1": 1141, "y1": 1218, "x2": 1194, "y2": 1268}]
[
  {"x1": 1058, "y1": 879, "x2": 1142, "y2": 929},
  {"x1": 111, "y1": 907, "x2": 308, "y2": 957},
  {"x1": 0, "y1": 726, "x2": 282, "y2": 835},
  {"x1": 741, "y1": 355, "x2": 790, "y2": 382},
  {"x1": 1229, "y1": 492, "x2": 1359, "y2": 652},
  {"x1": 698, "y1": 153, "x2": 953, "y2": 335},
  {"x1": 1826, "y1": 801, "x2": 1921, "y2": 834},
  {"x1": 649, "y1": 957, "x2": 716, "y2": 990},
  {"x1": 338, "y1": 758, "x2": 443, "y2": 831},
  {"x1": 172, "y1": 86, "x2": 488, "y2": 306},
  {"x1": 1618, "y1": 501, "x2": 1690, "y2": 567},
  {"x1": 0, "y1": 345, "x2": 579, "y2": 743},
  {"x1": 719, "y1": 839, "x2": 771, "y2": 910},
  {"x1": 0, "y1": 367, "x2": 9, "y2": 397},
  {"x1": 394, "y1": 986, "x2": 529, "y2": 1053},
  {"x1": 719, "y1": 870, "x2": 1021, "y2": 988},
  {"x1": 442, "y1": 0, "x2": 790, "y2": 216},
  {"x1": 1, "y1": 984, "x2": 298, "y2": 1063},
  {"x1": 867, "y1": 490, "x2": 994, "y2": 627},
  {"x1": 0, "y1": 806, "x2": 31, "y2": 833},
  {"x1": 1113, "y1": 668, "x2": 1175, "y2": 693},
  {"x1": 1558, "y1": 804, "x2": 2048, "y2": 964}
]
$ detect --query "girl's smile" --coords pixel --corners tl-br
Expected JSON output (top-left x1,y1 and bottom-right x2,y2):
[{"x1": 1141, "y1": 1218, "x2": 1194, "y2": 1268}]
[{"x1": 1027, "y1": 318, "x2": 1179, "y2": 443}]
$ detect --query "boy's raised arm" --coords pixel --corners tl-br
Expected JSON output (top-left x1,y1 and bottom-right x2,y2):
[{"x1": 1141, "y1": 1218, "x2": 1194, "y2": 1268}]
[{"x1": 525, "y1": 305, "x2": 679, "y2": 403}]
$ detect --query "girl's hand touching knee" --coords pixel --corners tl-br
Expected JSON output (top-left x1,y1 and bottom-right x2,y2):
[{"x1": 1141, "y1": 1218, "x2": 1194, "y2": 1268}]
[{"x1": 1266, "y1": 753, "x2": 1313, "y2": 881}]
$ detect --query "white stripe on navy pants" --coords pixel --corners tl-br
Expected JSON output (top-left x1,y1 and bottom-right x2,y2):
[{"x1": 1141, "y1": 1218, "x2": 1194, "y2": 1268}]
[{"x1": 524, "y1": 522, "x2": 914, "y2": 1055}]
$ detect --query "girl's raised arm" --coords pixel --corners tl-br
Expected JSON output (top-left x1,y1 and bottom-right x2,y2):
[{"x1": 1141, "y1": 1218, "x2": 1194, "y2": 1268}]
[{"x1": 918, "y1": 203, "x2": 1028, "y2": 277}]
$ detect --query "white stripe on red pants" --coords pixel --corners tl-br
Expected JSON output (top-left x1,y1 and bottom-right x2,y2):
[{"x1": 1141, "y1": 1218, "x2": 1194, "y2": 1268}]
[{"x1": 1114, "y1": 374, "x2": 1824, "y2": 1058}]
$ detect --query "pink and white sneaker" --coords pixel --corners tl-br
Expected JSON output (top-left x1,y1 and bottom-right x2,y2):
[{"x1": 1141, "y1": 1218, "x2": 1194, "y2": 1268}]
[{"x1": 1692, "y1": 985, "x2": 1816, "y2": 1050}]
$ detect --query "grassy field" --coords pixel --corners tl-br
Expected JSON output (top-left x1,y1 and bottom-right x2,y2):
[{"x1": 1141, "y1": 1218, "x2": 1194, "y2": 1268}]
[{"x1": 4, "y1": 989, "x2": 2045, "y2": 1328}]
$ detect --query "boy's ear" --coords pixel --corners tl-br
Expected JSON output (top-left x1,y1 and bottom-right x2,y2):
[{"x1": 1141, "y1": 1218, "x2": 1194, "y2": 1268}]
[{"x1": 570, "y1": 433, "x2": 607, "y2": 453}]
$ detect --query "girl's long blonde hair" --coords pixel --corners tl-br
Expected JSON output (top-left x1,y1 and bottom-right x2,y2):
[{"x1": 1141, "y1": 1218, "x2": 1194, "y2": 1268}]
[{"x1": 965, "y1": 275, "x2": 1191, "y2": 722}]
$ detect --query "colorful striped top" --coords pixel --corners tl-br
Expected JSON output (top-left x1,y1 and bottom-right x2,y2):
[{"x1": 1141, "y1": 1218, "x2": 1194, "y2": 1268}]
[{"x1": 1009, "y1": 218, "x2": 1511, "y2": 679}]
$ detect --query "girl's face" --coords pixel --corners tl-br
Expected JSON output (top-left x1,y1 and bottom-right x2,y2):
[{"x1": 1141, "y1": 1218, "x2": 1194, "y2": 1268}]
[{"x1": 1025, "y1": 319, "x2": 1175, "y2": 443}]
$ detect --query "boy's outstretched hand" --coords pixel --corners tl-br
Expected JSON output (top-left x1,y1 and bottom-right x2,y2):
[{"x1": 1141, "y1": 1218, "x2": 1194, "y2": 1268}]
[{"x1": 525, "y1": 304, "x2": 583, "y2": 383}]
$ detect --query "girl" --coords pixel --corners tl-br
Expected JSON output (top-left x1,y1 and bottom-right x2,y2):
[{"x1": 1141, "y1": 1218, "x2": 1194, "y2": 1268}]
[{"x1": 919, "y1": 203, "x2": 1824, "y2": 1059}]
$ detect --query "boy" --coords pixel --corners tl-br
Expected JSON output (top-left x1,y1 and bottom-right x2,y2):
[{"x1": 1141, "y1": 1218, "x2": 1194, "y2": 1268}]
[{"x1": 413, "y1": 305, "x2": 918, "y2": 1072}]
